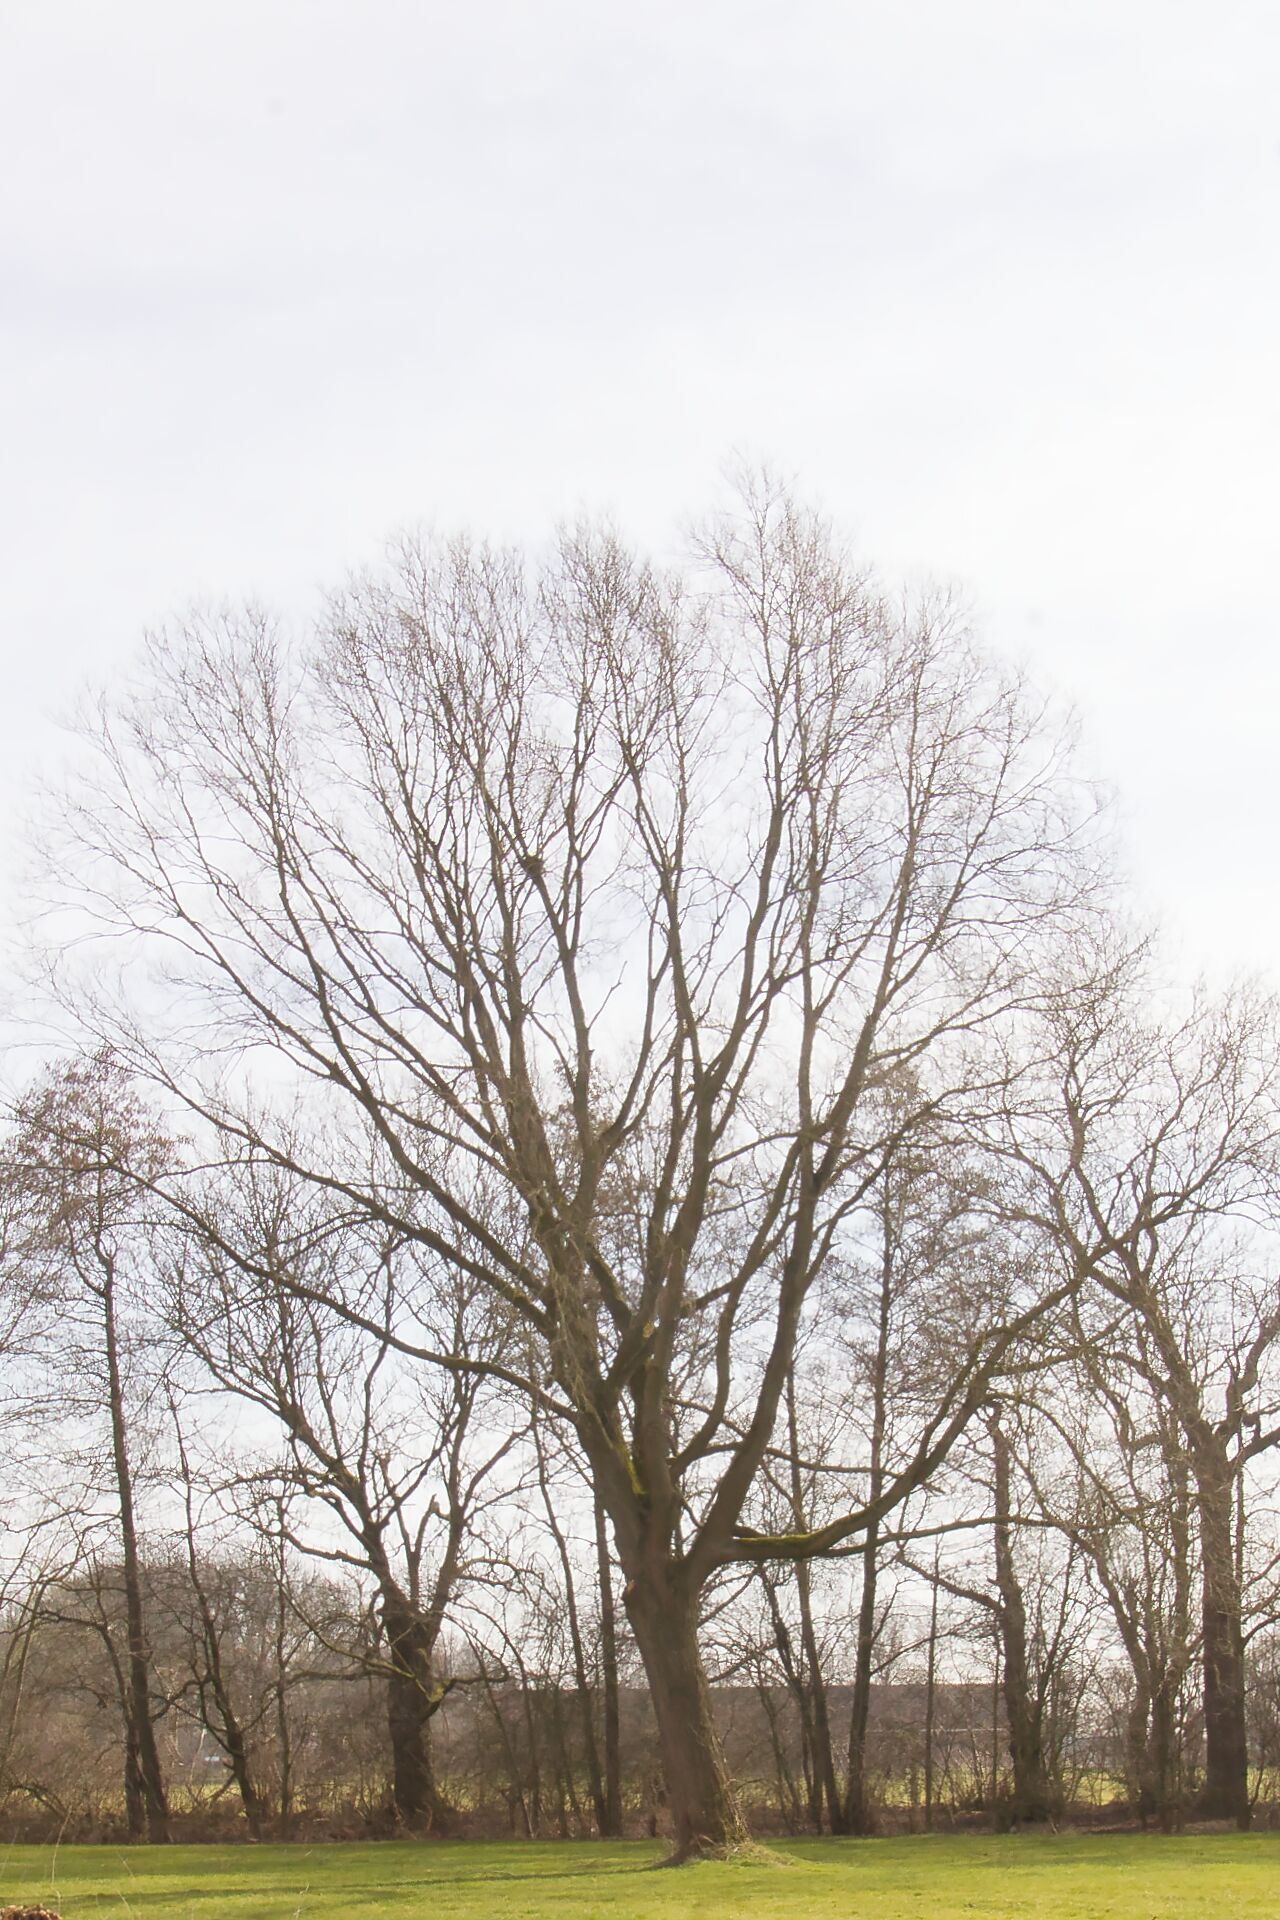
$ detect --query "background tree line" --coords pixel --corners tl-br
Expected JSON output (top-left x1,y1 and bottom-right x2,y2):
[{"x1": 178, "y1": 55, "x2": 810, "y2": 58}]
[{"x1": 3, "y1": 482, "x2": 1279, "y2": 1853}]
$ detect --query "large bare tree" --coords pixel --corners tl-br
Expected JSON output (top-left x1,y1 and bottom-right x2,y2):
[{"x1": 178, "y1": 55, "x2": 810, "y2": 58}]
[{"x1": 43, "y1": 482, "x2": 1099, "y2": 1853}]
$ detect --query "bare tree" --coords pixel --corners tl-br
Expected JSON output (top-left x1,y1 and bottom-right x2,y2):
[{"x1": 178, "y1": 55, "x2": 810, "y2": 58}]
[
  {"x1": 43, "y1": 481, "x2": 1101, "y2": 1853},
  {"x1": 4, "y1": 1057, "x2": 171, "y2": 1842},
  {"x1": 167, "y1": 1166, "x2": 520, "y2": 1831},
  {"x1": 832, "y1": 1098, "x2": 995, "y2": 1834},
  {"x1": 1027, "y1": 1343, "x2": 1196, "y2": 1827},
  {"x1": 527, "y1": 1399, "x2": 627, "y2": 1834},
  {"x1": 1000, "y1": 959, "x2": 1280, "y2": 1828},
  {"x1": 165, "y1": 1407, "x2": 271, "y2": 1837}
]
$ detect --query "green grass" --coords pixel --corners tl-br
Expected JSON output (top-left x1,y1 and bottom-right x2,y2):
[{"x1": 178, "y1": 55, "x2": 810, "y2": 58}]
[{"x1": 2, "y1": 1833, "x2": 1278, "y2": 1920}]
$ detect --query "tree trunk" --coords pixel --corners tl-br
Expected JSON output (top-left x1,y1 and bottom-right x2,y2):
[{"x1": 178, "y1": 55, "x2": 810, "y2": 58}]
[
  {"x1": 272, "y1": 1530, "x2": 294, "y2": 1839},
  {"x1": 990, "y1": 1413, "x2": 1053, "y2": 1825},
  {"x1": 218, "y1": 1697, "x2": 266, "y2": 1840},
  {"x1": 757, "y1": 1678, "x2": 805, "y2": 1831},
  {"x1": 787, "y1": 1379, "x2": 843, "y2": 1833},
  {"x1": 923, "y1": 1559, "x2": 939, "y2": 1832},
  {"x1": 594, "y1": 1499, "x2": 623, "y2": 1837},
  {"x1": 531, "y1": 1423, "x2": 608, "y2": 1834},
  {"x1": 1151, "y1": 1677, "x2": 1184, "y2": 1832},
  {"x1": 844, "y1": 1191, "x2": 895, "y2": 1834},
  {"x1": 1192, "y1": 1438, "x2": 1250, "y2": 1827},
  {"x1": 845, "y1": 1525, "x2": 881, "y2": 1833},
  {"x1": 174, "y1": 1421, "x2": 265, "y2": 1839},
  {"x1": 761, "y1": 1571, "x2": 821, "y2": 1831},
  {"x1": 103, "y1": 1264, "x2": 169, "y2": 1844},
  {"x1": 383, "y1": 1596, "x2": 452, "y2": 1831},
  {"x1": 1124, "y1": 1682, "x2": 1153, "y2": 1827},
  {"x1": 623, "y1": 1567, "x2": 747, "y2": 1858}
]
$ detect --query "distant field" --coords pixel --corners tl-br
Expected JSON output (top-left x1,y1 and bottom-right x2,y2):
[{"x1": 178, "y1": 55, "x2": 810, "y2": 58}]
[{"x1": 3, "y1": 1833, "x2": 1280, "y2": 1920}]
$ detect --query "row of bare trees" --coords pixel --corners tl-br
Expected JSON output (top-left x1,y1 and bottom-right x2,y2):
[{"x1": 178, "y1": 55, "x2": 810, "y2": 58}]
[
  {"x1": 0, "y1": 1218, "x2": 1277, "y2": 1847},
  {"x1": 3, "y1": 480, "x2": 1278, "y2": 1854}
]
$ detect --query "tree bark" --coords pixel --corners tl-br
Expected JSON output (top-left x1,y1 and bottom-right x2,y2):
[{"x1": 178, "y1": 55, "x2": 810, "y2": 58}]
[
  {"x1": 383, "y1": 1596, "x2": 452, "y2": 1831},
  {"x1": 923, "y1": 1557, "x2": 939, "y2": 1832},
  {"x1": 786, "y1": 1378, "x2": 843, "y2": 1833},
  {"x1": 271, "y1": 1524, "x2": 294, "y2": 1839},
  {"x1": 1191, "y1": 1435, "x2": 1250, "y2": 1827},
  {"x1": 762, "y1": 1570, "x2": 822, "y2": 1832},
  {"x1": 990, "y1": 1412, "x2": 1053, "y2": 1825},
  {"x1": 623, "y1": 1566, "x2": 747, "y2": 1858},
  {"x1": 845, "y1": 1525, "x2": 881, "y2": 1834},
  {"x1": 1124, "y1": 1681, "x2": 1154, "y2": 1827},
  {"x1": 594, "y1": 1499, "x2": 623, "y2": 1837},
  {"x1": 844, "y1": 1199, "x2": 896, "y2": 1835},
  {"x1": 103, "y1": 1260, "x2": 169, "y2": 1844},
  {"x1": 173, "y1": 1419, "x2": 265, "y2": 1838},
  {"x1": 531, "y1": 1420, "x2": 609, "y2": 1834}
]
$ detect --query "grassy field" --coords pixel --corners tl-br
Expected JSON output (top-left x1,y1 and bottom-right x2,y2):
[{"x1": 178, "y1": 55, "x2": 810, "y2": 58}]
[{"x1": 2, "y1": 1833, "x2": 1278, "y2": 1920}]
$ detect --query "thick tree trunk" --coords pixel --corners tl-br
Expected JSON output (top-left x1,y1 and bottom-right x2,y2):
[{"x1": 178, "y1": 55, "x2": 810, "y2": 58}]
[
  {"x1": 1192, "y1": 1443, "x2": 1250, "y2": 1827},
  {"x1": 383, "y1": 1598, "x2": 452, "y2": 1832},
  {"x1": 623, "y1": 1567, "x2": 747, "y2": 1858},
  {"x1": 1124, "y1": 1683, "x2": 1154, "y2": 1827}
]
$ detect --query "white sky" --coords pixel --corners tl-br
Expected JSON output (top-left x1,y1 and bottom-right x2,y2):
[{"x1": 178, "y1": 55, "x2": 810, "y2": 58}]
[{"x1": 3, "y1": 2, "x2": 1277, "y2": 985}]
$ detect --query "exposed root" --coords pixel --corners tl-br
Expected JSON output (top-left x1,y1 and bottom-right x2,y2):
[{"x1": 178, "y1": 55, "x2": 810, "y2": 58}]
[{"x1": 654, "y1": 1834, "x2": 786, "y2": 1868}]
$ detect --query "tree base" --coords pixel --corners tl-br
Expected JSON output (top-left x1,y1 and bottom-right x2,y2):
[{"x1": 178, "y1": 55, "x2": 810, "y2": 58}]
[
  {"x1": 1192, "y1": 1787, "x2": 1250, "y2": 1831},
  {"x1": 655, "y1": 1836, "x2": 784, "y2": 1868}
]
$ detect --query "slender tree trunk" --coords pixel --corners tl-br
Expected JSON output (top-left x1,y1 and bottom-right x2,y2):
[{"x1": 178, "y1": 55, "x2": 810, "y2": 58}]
[
  {"x1": 173, "y1": 1419, "x2": 265, "y2": 1838},
  {"x1": 548, "y1": 1687, "x2": 579, "y2": 1836},
  {"x1": 1191, "y1": 1436, "x2": 1250, "y2": 1827},
  {"x1": 123, "y1": 1716, "x2": 144, "y2": 1839},
  {"x1": 218, "y1": 1695, "x2": 266, "y2": 1840},
  {"x1": 762, "y1": 1571, "x2": 821, "y2": 1831},
  {"x1": 518, "y1": 1667, "x2": 543, "y2": 1836},
  {"x1": 102, "y1": 1263, "x2": 169, "y2": 1843},
  {"x1": 531, "y1": 1423, "x2": 608, "y2": 1833},
  {"x1": 990, "y1": 1412, "x2": 1053, "y2": 1825},
  {"x1": 479, "y1": 1667, "x2": 532, "y2": 1837},
  {"x1": 623, "y1": 1566, "x2": 747, "y2": 1858},
  {"x1": 1151, "y1": 1678, "x2": 1183, "y2": 1832},
  {"x1": 756, "y1": 1677, "x2": 805, "y2": 1831},
  {"x1": 845, "y1": 1526, "x2": 882, "y2": 1833},
  {"x1": 594, "y1": 1499, "x2": 623, "y2": 1837},
  {"x1": 989, "y1": 1633, "x2": 1001, "y2": 1827},
  {"x1": 271, "y1": 1529, "x2": 294, "y2": 1839},
  {"x1": 923, "y1": 1558, "x2": 939, "y2": 1832},
  {"x1": 845, "y1": 1194, "x2": 894, "y2": 1834},
  {"x1": 787, "y1": 1380, "x2": 843, "y2": 1833}
]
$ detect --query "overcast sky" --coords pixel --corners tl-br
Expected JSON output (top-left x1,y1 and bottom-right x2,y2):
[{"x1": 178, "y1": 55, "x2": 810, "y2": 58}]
[{"x1": 3, "y1": 2, "x2": 1277, "y2": 984}]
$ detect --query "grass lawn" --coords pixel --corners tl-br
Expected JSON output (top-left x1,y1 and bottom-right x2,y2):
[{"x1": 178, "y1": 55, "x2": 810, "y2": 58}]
[{"x1": 2, "y1": 1833, "x2": 1278, "y2": 1920}]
